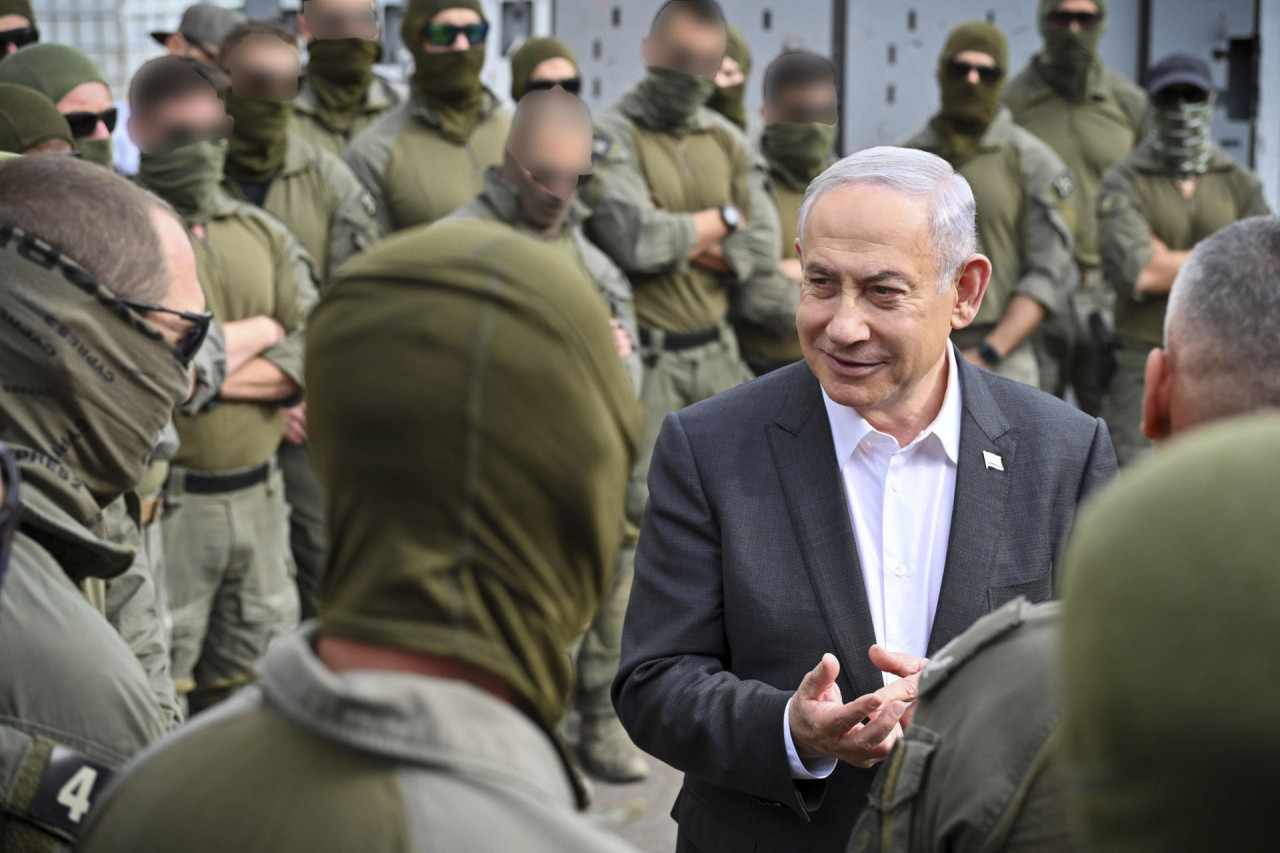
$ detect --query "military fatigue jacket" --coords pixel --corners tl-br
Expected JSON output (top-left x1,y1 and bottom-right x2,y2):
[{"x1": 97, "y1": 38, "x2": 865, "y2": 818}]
[
  {"x1": 0, "y1": 488, "x2": 167, "y2": 853},
  {"x1": 902, "y1": 106, "x2": 1078, "y2": 331},
  {"x1": 343, "y1": 89, "x2": 511, "y2": 236},
  {"x1": 1004, "y1": 58, "x2": 1149, "y2": 271},
  {"x1": 173, "y1": 199, "x2": 319, "y2": 473},
  {"x1": 290, "y1": 72, "x2": 407, "y2": 157},
  {"x1": 1100, "y1": 142, "x2": 1270, "y2": 351},
  {"x1": 585, "y1": 89, "x2": 781, "y2": 333},
  {"x1": 224, "y1": 132, "x2": 377, "y2": 284},
  {"x1": 447, "y1": 165, "x2": 643, "y2": 391},
  {"x1": 78, "y1": 626, "x2": 638, "y2": 853},
  {"x1": 849, "y1": 599, "x2": 1075, "y2": 853}
]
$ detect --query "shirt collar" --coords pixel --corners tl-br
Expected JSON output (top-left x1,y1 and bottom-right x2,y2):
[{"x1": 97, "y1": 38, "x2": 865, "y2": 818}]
[{"x1": 822, "y1": 344, "x2": 963, "y2": 466}]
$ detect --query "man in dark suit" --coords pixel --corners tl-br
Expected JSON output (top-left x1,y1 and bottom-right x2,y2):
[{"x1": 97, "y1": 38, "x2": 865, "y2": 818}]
[{"x1": 614, "y1": 145, "x2": 1117, "y2": 853}]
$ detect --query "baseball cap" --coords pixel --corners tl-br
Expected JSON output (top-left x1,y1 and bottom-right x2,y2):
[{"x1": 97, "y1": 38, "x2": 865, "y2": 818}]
[
  {"x1": 1146, "y1": 53, "x2": 1214, "y2": 96},
  {"x1": 150, "y1": 3, "x2": 246, "y2": 55}
]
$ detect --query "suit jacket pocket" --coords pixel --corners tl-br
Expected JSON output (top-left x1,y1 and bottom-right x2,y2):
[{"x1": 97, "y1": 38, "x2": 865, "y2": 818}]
[{"x1": 987, "y1": 563, "x2": 1053, "y2": 610}]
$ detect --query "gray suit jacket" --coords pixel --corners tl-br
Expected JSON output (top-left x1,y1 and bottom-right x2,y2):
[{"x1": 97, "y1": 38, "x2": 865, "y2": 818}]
[{"x1": 613, "y1": 353, "x2": 1117, "y2": 853}]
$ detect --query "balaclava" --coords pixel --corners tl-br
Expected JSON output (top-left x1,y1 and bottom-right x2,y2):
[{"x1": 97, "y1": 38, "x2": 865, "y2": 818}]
[
  {"x1": 509, "y1": 36, "x2": 576, "y2": 102},
  {"x1": 223, "y1": 89, "x2": 291, "y2": 182},
  {"x1": 1036, "y1": 0, "x2": 1109, "y2": 102},
  {"x1": 931, "y1": 21, "x2": 1009, "y2": 166},
  {"x1": 136, "y1": 138, "x2": 228, "y2": 224},
  {"x1": 0, "y1": 81, "x2": 72, "y2": 153},
  {"x1": 401, "y1": 0, "x2": 487, "y2": 144},
  {"x1": 304, "y1": 38, "x2": 380, "y2": 133},
  {"x1": 1149, "y1": 91, "x2": 1216, "y2": 176},
  {"x1": 706, "y1": 25, "x2": 750, "y2": 131},
  {"x1": 0, "y1": 43, "x2": 113, "y2": 167}
]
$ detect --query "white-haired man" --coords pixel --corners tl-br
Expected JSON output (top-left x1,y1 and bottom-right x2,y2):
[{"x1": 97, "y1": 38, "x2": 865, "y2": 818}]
[{"x1": 614, "y1": 146, "x2": 1117, "y2": 853}]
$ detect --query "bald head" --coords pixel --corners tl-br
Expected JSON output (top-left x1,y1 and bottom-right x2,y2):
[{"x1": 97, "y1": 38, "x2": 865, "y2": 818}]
[{"x1": 1145, "y1": 216, "x2": 1280, "y2": 440}]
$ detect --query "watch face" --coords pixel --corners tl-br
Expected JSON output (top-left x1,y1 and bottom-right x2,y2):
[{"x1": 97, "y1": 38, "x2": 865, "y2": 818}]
[{"x1": 723, "y1": 205, "x2": 741, "y2": 228}]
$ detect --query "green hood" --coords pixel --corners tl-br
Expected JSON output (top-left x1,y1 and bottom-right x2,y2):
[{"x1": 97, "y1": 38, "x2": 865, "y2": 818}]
[
  {"x1": 706, "y1": 25, "x2": 751, "y2": 131},
  {"x1": 0, "y1": 82, "x2": 72, "y2": 153},
  {"x1": 509, "y1": 36, "x2": 576, "y2": 102}
]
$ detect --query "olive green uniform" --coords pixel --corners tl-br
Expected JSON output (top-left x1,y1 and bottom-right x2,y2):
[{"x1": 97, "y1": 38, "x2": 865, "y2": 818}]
[
  {"x1": 849, "y1": 598, "x2": 1075, "y2": 853},
  {"x1": 290, "y1": 73, "x2": 406, "y2": 157},
  {"x1": 163, "y1": 199, "x2": 318, "y2": 710},
  {"x1": 585, "y1": 82, "x2": 779, "y2": 522},
  {"x1": 223, "y1": 132, "x2": 376, "y2": 621},
  {"x1": 1004, "y1": 59, "x2": 1148, "y2": 410},
  {"x1": 343, "y1": 91, "x2": 511, "y2": 235},
  {"x1": 1098, "y1": 143, "x2": 1269, "y2": 465},
  {"x1": 902, "y1": 106, "x2": 1077, "y2": 387}
]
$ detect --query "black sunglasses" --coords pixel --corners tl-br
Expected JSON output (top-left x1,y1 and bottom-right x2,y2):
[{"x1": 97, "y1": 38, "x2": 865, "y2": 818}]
[
  {"x1": 113, "y1": 297, "x2": 214, "y2": 367},
  {"x1": 0, "y1": 441, "x2": 17, "y2": 591},
  {"x1": 422, "y1": 21, "x2": 488, "y2": 47},
  {"x1": 525, "y1": 162, "x2": 594, "y2": 195},
  {"x1": 945, "y1": 59, "x2": 1003, "y2": 85},
  {"x1": 1045, "y1": 10, "x2": 1104, "y2": 30},
  {"x1": 63, "y1": 107, "x2": 118, "y2": 139},
  {"x1": 1153, "y1": 86, "x2": 1210, "y2": 107},
  {"x1": 0, "y1": 25, "x2": 38, "y2": 50},
  {"x1": 525, "y1": 77, "x2": 582, "y2": 95}
]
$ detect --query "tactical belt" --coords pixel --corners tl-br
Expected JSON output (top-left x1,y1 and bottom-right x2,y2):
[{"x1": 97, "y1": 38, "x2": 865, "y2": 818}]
[
  {"x1": 639, "y1": 324, "x2": 721, "y2": 351},
  {"x1": 180, "y1": 461, "x2": 271, "y2": 495}
]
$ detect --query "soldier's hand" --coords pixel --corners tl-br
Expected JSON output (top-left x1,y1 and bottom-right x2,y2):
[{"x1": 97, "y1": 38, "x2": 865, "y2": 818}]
[
  {"x1": 283, "y1": 403, "x2": 307, "y2": 445},
  {"x1": 609, "y1": 319, "x2": 634, "y2": 359},
  {"x1": 788, "y1": 653, "x2": 910, "y2": 769}
]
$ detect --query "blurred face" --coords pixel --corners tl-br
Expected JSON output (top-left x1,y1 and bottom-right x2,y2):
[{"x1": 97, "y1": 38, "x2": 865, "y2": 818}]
[
  {"x1": 300, "y1": 0, "x2": 379, "y2": 42},
  {"x1": 516, "y1": 118, "x2": 593, "y2": 199},
  {"x1": 129, "y1": 86, "x2": 228, "y2": 153},
  {"x1": 796, "y1": 184, "x2": 986, "y2": 414},
  {"x1": 147, "y1": 207, "x2": 207, "y2": 344},
  {"x1": 57, "y1": 82, "x2": 114, "y2": 139},
  {"x1": 762, "y1": 79, "x2": 838, "y2": 126},
  {"x1": 225, "y1": 35, "x2": 301, "y2": 100},
  {"x1": 642, "y1": 11, "x2": 727, "y2": 78},
  {"x1": 715, "y1": 54, "x2": 744, "y2": 88},
  {"x1": 423, "y1": 7, "x2": 484, "y2": 53}
]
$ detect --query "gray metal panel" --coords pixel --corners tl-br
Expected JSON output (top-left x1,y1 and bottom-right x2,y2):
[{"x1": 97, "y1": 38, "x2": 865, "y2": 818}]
[
  {"x1": 1145, "y1": 0, "x2": 1258, "y2": 166},
  {"x1": 1257, "y1": 0, "x2": 1280, "y2": 208},
  {"x1": 553, "y1": 0, "x2": 833, "y2": 121},
  {"x1": 840, "y1": 0, "x2": 1143, "y2": 154}
]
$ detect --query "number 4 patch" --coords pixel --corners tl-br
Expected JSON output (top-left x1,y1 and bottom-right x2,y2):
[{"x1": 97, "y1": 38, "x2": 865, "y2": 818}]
[{"x1": 29, "y1": 746, "x2": 114, "y2": 838}]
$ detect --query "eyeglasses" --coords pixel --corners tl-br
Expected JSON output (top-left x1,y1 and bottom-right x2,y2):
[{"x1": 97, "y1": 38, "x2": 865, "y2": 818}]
[
  {"x1": 944, "y1": 59, "x2": 1003, "y2": 85},
  {"x1": 63, "y1": 107, "x2": 118, "y2": 139},
  {"x1": 1044, "y1": 10, "x2": 1104, "y2": 30},
  {"x1": 0, "y1": 25, "x2": 38, "y2": 51},
  {"x1": 0, "y1": 441, "x2": 18, "y2": 589},
  {"x1": 422, "y1": 21, "x2": 488, "y2": 48},
  {"x1": 112, "y1": 297, "x2": 214, "y2": 366},
  {"x1": 525, "y1": 77, "x2": 582, "y2": 95}
]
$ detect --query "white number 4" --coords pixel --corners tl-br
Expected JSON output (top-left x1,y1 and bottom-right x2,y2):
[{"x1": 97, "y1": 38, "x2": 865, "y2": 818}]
[{"x1": 56, "y1": 766, "x2": 99, "y2": 823}]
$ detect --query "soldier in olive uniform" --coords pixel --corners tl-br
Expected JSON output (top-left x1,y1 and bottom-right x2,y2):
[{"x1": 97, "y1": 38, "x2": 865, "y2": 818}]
[
  {"x1": 0, "y1": 43, "x2": 118, "y2": 168},
  {"x1": 343, "y1": 0, "x2": 511, "y2": 235},
  {"x1": 1003, "y1": 0, "x2": 1148, "y2": 411},
  {"x1": 1098, "y1": 54, "x2": 1268, "y2": 466},
  {"x1": 902, "y1": 22, "x2": 1076, "y2": 388},
  {"x1": 291, "y1": 0, "x2": 406, "y2": 156},
  {"x1": 850, "y1": 215, "x2": 1280, "y2": 853},
  {"x1": 734, "y1": 50, "x2": 837, "y2": 376},
  {"x1": 509, "y1": 36, "x2": 580, "y2": 102},
  {"x1": 707, "y1": 25, "x2": 750, "y2": 133},
  {"x1": 584, "y1": 0, "x2": 779, "y2": 524},
  {"x1": 131, "y1": 74, "x2": 320, "y2": 713},
  {"x1": 445, "y1": 89, "x2": 643, "y2": 782},
  {"x1": 0, "y1": 157, "x2": 204, "y2": 851},
  {"x1": 78, "y1": 220, "x2": 642, "y2": 853}
]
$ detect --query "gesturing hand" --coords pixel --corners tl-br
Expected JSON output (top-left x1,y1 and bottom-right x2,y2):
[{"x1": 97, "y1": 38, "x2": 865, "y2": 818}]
[{"x1": 787, "y1": 651, "x2": 922, "y2": 769}]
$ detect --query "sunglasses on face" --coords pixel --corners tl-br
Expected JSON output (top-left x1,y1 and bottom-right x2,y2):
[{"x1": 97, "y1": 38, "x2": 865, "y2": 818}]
[
  {"x1": 422, "y1": 21, "x2": 488, "y2": 47},
  {"x1": 525, "y1": 162, "x2": 594, "y2": 196},
  {"x1": 945, "y1": 59, "x2": 1003, "y2": 85},
  {"x1": 1153, "y1": 86, "x2": 1210, "y2": 107},
  {"x1": 113, "y1": 297, "x2": 214, "y2": 367},
  {"x1": 0, "y1": 24, "x2": 38, "y2": 50},
  {"x1": 63, "y1": 107, "x2": 118, "y2": 139},
  {"x1": 1045, "y1": 10, "x2": 1104, "y2": 30},
  {"x1": 525, "y1": 76, "x2": 582, "y2": 95}
]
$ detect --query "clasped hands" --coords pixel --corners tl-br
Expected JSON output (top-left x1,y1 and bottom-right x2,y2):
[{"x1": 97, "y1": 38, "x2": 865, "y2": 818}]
[{"x1": 788, "y1": 646, "x2": 927, "y2": 770}]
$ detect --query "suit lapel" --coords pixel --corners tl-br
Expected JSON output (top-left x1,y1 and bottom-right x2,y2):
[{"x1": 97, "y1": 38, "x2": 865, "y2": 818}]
[
  {"x1": 927, "y1": 356, "x2": 1018, "y2": 654},
  {"x1": 766, "y1": 366, "x2": 882, "y2": 696}
]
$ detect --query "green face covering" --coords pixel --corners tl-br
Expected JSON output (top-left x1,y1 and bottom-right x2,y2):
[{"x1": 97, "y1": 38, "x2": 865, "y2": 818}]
[
  {"x1": 305, "y1": 38, "x2": 379, "y2": 133},
  {"x1": 73, "y1": 136, "x2": 113, "y2": 169},
  {"x1": 224, "y1": 92, "x2": 290, "y2": 183},
  {"x1": 136, "y1": 139, "x2": 227, "y2": 224},
  {"x1": 930, "y1": 21, "x2": 1008, "y2": 166},
  {"x1": 1036, "y1": 0, "x2": 1108, "y2": 101},
  {"x1": 706, "y1": 25, "x2": 751, "y2": 131},
  {"x1": 0, "y1": 43, "x2": 115, "y2": 167},
  {"x1": 308, "y1": 219, "x2": 641, "y2": 769},
  {"x1": 761, "y1": 122, "x2": 835, "y2": 191},
  {"x1": 0, "y1": 222, "x2": 191, "y2": 537},
  {"x1": 400, "y1": 0, "x2": 488, "y2": 144},
  {"x1": 1149, "y1": 97, "x2": 1215, "y2": 176},
  {"x1": 633, "y1": 66, "x2": 716, "y2": 135},
  {"x1": 0, "y1": 82, "x2": 72, "y2": 154},
  {"x1": 509, "y1": 37, "x2": 576, "y2": 102}
]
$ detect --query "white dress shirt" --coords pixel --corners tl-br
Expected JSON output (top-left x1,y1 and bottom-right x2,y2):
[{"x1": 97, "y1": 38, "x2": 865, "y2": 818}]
[{"x1": 784, "y1": 346, "x2": 963, "y2": 779}]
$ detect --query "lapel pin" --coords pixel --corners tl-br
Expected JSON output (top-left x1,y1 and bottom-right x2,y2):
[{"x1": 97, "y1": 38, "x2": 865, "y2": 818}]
[{"x1": 983, "y1": 451, "x2": 1004, "y2": 472}]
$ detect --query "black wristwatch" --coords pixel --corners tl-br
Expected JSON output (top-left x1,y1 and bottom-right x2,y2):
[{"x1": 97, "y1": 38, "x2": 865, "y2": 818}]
[
  {"x1": 978, "y1": 340, "x2": 1003, "y2": 368},
  {"x1": 719, "y1": 204, "x2": 742, "y2": 233}
]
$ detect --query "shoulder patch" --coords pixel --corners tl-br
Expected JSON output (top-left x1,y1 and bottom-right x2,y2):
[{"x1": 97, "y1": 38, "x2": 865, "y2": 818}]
[
  {"x1": 1051, "y1": 170, "x2": 1075, "y2": 201},
  {"x1": 1098, "y1": 192, "x2": 1120, "y2": 216},
  {"x1": 592, "y1": 132, "x2": 613, "y2": 164},
  {"x1": 27, "y1": 745, "x2": 115, "y2": 840}
]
